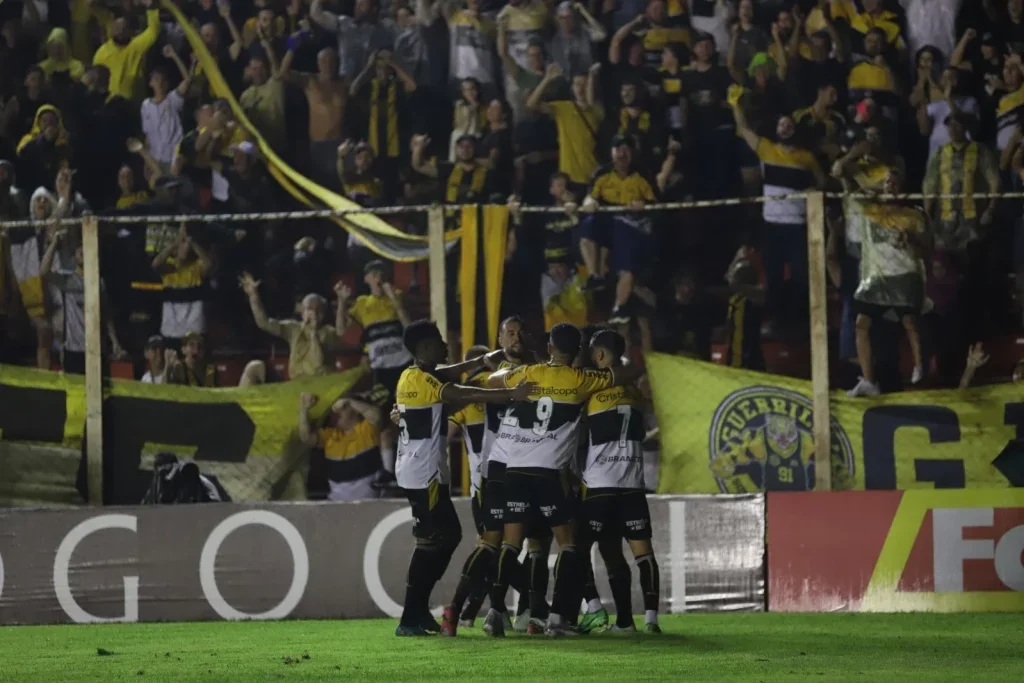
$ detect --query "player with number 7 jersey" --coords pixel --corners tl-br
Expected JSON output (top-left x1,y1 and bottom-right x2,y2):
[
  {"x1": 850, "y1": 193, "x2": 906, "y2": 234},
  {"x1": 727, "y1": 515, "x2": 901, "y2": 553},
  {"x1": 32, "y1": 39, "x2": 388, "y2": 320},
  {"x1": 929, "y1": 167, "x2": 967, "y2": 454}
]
[{"x1": 483, "y1": 323, "x2": 643, "y2": 637}]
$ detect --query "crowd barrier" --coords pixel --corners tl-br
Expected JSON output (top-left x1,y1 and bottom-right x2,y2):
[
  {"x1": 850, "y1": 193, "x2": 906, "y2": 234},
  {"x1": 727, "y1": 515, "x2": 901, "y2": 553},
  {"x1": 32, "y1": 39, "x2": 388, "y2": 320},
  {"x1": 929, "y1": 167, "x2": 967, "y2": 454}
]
[
  {"x1": 0, "y1": 494, "x2": 764, "y2": 625},
  {"x1": 1, "y1": 490, "x2": 1019, "y2": 625}
]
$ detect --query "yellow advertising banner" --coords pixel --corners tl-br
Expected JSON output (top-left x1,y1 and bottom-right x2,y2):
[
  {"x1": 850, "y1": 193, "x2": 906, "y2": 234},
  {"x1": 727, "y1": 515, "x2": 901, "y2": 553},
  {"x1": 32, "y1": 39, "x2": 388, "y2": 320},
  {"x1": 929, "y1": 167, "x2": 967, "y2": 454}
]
[
  {"x1": 0, "y1": 364, "x2": 367, "y2": 505},
  {"x1": 646, "y1": 353, "x2": 1024, "y2": 493}
]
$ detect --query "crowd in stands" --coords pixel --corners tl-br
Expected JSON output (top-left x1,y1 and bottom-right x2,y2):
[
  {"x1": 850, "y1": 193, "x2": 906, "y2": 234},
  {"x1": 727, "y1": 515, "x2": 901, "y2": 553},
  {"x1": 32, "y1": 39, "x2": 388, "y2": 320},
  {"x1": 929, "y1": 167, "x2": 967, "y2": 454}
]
[{"x1": 1, "y1": 0, "x2": 1022, "y2": 444}]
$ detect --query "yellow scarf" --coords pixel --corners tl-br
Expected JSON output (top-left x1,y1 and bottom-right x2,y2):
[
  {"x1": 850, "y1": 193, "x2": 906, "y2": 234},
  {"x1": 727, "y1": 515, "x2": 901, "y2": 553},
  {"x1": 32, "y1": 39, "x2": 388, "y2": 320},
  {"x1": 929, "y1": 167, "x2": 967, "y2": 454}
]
[
  {"x1": 940, "y1": 142, "x2": 978, "y2": 220},
  {"x1": 445, "y1": 163, "x2": 488, "y2": 204},
  {"x1": 369, "y1": 77, "x2": 400, "y2": 159}
]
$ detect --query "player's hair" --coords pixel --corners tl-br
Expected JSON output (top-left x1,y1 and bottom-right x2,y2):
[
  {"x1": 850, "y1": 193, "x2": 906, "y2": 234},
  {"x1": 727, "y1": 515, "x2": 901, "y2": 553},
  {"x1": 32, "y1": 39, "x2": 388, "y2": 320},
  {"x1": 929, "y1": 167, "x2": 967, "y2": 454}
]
[
  {"x1": 465, "y1": 344, "x2": 489, "y2": 361},
  {"x1": 499, "y1": 315, "x2": 525, "y2": 339},
  {"x1": 549, "y1": 323, "x2": 582, "y2": 357},
  {"x1": 590, "y1": 329, "x2": 626, "y2": 360},
  {"x1": 403, "y1": 319, "x2": 441, "y2": 355}
]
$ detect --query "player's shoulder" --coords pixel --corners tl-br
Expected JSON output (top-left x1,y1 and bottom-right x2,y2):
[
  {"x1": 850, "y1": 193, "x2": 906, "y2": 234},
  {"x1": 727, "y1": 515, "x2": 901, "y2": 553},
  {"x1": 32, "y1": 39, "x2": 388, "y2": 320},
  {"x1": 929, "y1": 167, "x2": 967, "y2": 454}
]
[{"x1": 398, "y1": 365, "x2": 445, "y2": 397}]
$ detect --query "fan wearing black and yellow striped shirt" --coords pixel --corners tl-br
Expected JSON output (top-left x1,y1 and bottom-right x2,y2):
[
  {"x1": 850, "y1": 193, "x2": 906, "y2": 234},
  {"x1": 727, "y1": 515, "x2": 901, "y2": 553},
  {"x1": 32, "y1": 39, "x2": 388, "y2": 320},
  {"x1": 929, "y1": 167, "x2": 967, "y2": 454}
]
[
  {"x1": 847, "y1": 29, "x2": 900, "y2": 123},
  {"x1": 298, "y1": 392, "x2": 384, "y2": 501},
  {"x1": 350, "y1": 48, "x2": 416, "y2": 192},
  {"x1": 410, "y1": 133, "x2": 494, "y2": 228},
  {"x1": 392, "y1": 320, "x2": 533, "y2": 637},
  {"x1": 733, "y1": 102, "x2": 825, "y2": 323}
]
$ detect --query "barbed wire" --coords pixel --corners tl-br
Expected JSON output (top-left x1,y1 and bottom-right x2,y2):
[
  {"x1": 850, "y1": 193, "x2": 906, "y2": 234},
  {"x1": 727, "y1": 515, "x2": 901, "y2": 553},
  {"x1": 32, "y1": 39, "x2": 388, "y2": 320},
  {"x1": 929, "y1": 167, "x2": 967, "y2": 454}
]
[{"x1": 0, "y1": 190, "x2": 1020, "y2": 230}]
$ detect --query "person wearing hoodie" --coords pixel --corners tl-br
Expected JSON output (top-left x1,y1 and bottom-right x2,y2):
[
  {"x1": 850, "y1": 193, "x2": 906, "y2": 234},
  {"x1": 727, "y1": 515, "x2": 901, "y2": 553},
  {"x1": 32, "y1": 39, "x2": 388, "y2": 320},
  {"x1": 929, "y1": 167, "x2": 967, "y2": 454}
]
[
  {"x1": 38, "y1": 28, "x2": 85, "y2": 92},
  {"x1": 16, "y1": 104, "x2": 72, "y2": 193},
  {"x1": 92, "y1": 0, "x2": 161, "y2": 101}
]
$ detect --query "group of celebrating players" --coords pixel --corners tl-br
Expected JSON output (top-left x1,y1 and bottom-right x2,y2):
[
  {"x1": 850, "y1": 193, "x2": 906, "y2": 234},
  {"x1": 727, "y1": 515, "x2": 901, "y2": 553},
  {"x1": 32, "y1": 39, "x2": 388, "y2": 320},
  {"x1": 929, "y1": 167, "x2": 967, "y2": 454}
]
[{"x1": 390, "y1": 316, "x2": 660, "y2": 637}]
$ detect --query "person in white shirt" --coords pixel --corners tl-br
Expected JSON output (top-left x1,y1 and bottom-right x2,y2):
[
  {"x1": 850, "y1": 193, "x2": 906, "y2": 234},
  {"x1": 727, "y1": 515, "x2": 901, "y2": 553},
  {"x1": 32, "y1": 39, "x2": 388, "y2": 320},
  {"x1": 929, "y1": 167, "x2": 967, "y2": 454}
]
[
  {"x1": 917, "y1": 66, "x2": 979, "y2": 162},
  {"x1": 140, "y1": 45, "x2": 193, "y2": 171}
]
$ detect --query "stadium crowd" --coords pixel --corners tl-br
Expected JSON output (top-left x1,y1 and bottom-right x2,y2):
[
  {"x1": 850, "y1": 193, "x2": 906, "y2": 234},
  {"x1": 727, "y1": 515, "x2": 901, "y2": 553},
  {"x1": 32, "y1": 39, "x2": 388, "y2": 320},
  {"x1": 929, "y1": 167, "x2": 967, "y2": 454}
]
[{"x1": 0, "y1": 0, "x2": 1021, "y2": 491}]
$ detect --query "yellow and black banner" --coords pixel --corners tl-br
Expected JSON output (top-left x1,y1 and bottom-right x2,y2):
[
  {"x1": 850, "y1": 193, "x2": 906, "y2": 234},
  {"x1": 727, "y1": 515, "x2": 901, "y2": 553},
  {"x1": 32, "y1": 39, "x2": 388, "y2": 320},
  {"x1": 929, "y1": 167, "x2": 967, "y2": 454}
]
[
  {"x1": 0, "y1": 364, "x2": 366, "y2": 506},
  {"x1": 646, "y1": 353, "x2": 1024, "y2": 493},
  {"x1": 161, "y1": 0, "x2": 460, "y2": 262},
  {"x1": 459, "y1": 205, "x2": 509, "y2": 348}
]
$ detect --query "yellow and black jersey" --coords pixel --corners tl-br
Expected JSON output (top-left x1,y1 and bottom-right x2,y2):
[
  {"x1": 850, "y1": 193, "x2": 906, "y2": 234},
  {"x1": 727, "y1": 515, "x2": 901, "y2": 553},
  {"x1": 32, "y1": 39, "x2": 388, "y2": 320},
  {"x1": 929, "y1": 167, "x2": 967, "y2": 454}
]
[
  {"x1": 365, "y1": 75, "x2": 405, "y2": 160},
  {"x1": 439, "y1": 161, "x2": 491, "y2": 204},
  {"x1": 449, "y1": 370, "x2": 487, "y2": 496},
  {"x1": 543, "y1": 213, "x2": 575, "y2": 262},
  {"x1": 491, "y1": 362, "x2": 615, "y2": 471},
  {"x1": 341, "y1": 171, "x2": 384, "y2": 207},
  {"x1": 847, "y1": 61, "x2": 899, "y2": 120},
  {"x1": 320, "y1": 419, "x2": 382, "y2": 485},
  {"x1": 583, "y1": 384, "x2": 646, "y2": 490},
  {"x1": 793, "y1": 107, "x2": 846, "y2": 145},
  {"x1": 482, "y1": 359, "x2": 518, "y2": 479},
  {"x1": 161, "y1": 256, "x2": 207, "y2": 304},
  {"x1": 997, "y1": 86, "x2": 1024, "y2": 151},
  {"x1": 589, "y1": 166, "x2": 657, "y2": 206},
  {"x1": 756, "y1": 138, "x2": 821, "y2": 225},
  {"x1": 724, "y1": 293, "x2": 764, "y2": 371},
  {"x1": 636, "y1": 23, "x2": 690, "y2": 69},
  {"x1": 395, "y1": 366, "x2": 450, "y2": 489},
  {"x1": 348, "y1": 293, "x2": 413, "y2": 371}
]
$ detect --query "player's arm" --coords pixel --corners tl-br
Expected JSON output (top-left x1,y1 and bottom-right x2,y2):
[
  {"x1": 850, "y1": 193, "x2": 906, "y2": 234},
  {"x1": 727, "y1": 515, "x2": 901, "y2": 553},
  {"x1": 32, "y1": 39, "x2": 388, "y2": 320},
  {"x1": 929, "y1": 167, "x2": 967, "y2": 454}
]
[
  {"x1": 439, "y1": 381, "x2": 535, "y2": 405},
  {"x1": 610, "y1": 363, "x2": 645, "y2": 387},
  {"x1": 433, "y1": 349, "x2": 502, "y2": 383}
]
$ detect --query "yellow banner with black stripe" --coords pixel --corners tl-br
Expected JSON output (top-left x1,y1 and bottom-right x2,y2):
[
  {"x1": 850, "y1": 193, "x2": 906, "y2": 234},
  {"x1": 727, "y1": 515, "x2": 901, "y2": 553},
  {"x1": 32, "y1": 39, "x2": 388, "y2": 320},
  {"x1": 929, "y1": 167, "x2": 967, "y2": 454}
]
[
  {"x1": 160, "y1": 0, "x2": 460, "y2": 262},
  {"x1": 0, "y1": 364, "x2": 366, "y2": 506},
  {"x1": 459, "y1": 205, "x2": 508, "y2": 349},
  {"x1": 646, "y1": 353, "x2": 1024, "y2": 493}
]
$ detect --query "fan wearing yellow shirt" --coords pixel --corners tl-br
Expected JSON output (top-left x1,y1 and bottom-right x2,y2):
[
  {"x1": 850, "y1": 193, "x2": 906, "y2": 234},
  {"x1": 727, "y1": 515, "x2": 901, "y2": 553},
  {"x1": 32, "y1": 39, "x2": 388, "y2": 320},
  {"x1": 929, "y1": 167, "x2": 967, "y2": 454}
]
[
  {"x1": 526, "y1": 62, "x2": 604, "y2": 190},
  {"x1": 92, "y1": 0, "x2": 161, "y2": 101},
  {"x1": 392, "y1": 320, "x2": 535, "y2": 636}
]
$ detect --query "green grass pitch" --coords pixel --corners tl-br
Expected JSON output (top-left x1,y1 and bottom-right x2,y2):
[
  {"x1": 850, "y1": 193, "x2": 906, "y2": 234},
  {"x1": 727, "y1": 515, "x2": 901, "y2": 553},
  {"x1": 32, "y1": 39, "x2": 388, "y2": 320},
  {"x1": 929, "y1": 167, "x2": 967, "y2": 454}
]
[{"x1": 0, "y1": 613, "x2": 1020, "y2": 682}]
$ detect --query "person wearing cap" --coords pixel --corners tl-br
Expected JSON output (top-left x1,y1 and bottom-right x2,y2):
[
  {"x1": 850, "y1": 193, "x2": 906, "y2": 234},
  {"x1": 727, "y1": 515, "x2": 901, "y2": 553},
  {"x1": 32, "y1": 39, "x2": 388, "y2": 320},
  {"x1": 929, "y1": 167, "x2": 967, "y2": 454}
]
[
  {"x1": 224, "y1": 140, "x2": 274, "y2": 214},
  {"x1": 410, "y1": 132, "x2": 495, "y2": 226},
  {"x1": 733, "y1": 97, "x2": 826, "y2": 327},
  {"x1": 239, "y1": 271, "x2": 342, "y2": 380},
  {"x1": 140, "y1": 335, "x2": 170, "y2": 384},
  {"x1": 337, "y1": 140, "x2": 385, "y2": 207},
  {"x1": 580, "y1": 134, "x2": 658, "y2": 335},
  {"x1": 923, "y1": 111, "x2": 1000, "y2": 254},
  {"x1": 336, "y1": 259, "x2": 413, "y2": 405}
]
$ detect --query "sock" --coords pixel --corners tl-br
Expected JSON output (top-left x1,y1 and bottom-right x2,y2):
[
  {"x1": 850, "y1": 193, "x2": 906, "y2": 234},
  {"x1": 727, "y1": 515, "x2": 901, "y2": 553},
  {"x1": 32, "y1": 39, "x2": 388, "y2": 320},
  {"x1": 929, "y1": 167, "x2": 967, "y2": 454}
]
[
  {"x1": 580, "y1": 549, "x2": 600, "y2": 606},
  {"x1": 549, "y1": 545, "x2": 581, "y2": 621},
  {"x1": 607, "y1": 561, "x2": 633, "y2": 628},
  {"x1": 450, "y1": 544, "x2": 496, "y2": 615},
  {"x1": 400, "y1": 544, "x2": 436, "y2": 627},
  {"x1": 636, "y1": 553, "x2": 660, "y2": 622},
  {"x1": 528, "y1": 551, "x2": 551, "y2": 620},
  {"x1": 489, "y1": 543, "x2": 523, "y2": 614},
  {"x1": 461, "y1": 587, "x2": 486, "y2": 622}
]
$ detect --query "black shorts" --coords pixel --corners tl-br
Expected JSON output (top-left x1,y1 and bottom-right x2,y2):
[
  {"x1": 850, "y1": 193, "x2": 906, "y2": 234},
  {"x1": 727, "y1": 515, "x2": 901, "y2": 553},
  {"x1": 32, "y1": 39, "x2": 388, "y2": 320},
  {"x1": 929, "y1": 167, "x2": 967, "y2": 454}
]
[
  {"x1": 853, "y1": 300, "x2": 918, "y2": 322},
  {"x1": 471, "y1": 488, "x2": 486, "y2": 536},
  {"x1": 406, "y1": 482, "x2": 462, "y2": 544},
  {"x1": 579, "y1": 488, "x2": 652, "y2": 541},
  {"x1": 479, "y1": 478, "x2": 506, "y2": 533},
  {"x1": 504, "y1": 467, "x2": 574, "y2": 528}
]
